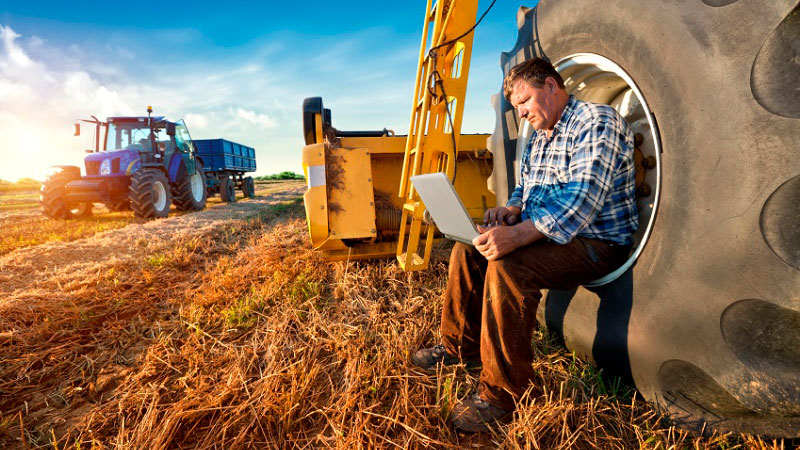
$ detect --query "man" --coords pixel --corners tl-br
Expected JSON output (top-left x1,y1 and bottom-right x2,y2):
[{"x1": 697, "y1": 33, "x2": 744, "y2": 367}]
[{"x1": 411, "y1": 57, "x2": 638, "y2": 432}]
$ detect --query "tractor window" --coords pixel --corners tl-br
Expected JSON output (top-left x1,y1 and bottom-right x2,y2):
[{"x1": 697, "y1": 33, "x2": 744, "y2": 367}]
[
  {"x1": 174, "y1": 120, "x2": 195, "y2": 153},
  {"x1": 106, "y1": 121, "x2": 169, "y2": 152}
]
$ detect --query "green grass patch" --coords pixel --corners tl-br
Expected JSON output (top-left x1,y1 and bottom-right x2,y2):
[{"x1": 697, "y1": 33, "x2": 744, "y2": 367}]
[
  {"x1": 222, "y1": 294, "x2": 262, "y2": 329},
  {"x1": 146, "y1": 253, "x2": 167, "y2": 268},
  {"x1": 254, "y1": 171, "x2": 305, "y2": 180},
  {"x1": 287, "y1": 270, "x2": 322, "y2": 303}
]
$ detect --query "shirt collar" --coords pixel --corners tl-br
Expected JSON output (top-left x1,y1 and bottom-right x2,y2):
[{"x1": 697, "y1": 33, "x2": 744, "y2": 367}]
[{"x1": 533, "y1": 95, "x2": 577, "y2": 138}]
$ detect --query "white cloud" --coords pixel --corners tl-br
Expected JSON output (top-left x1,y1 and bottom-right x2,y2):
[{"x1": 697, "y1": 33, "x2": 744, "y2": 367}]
[
  {"x1": 235, "y1": 107, "x2": 277, "y2": 129},
  {"x1": 184, "y1": 113, "x2": 209, "y2": 130},
  {"x1": 0, "y1": 25, "x2": 135, "y2": 181},
  {"x1": 1, "y1": 26, "x2": 32, "y2": 67},
  {"x1": 28, "y1": 35, "x2": 45, "y2": 48}
]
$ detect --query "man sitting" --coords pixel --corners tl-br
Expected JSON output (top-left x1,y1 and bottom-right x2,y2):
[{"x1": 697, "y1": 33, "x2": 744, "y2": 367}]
[{"x1": 412, "y1": 57, "x2": 639, "y2": 432}]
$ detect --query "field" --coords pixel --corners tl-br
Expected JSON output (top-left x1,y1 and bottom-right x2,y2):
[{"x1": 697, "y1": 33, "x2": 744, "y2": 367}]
[
  {"x1": 0, "y1": 181, "x2": 792, "y2": 449},
  {"x1": 0, "y1": 180, "x2": 300, "y2": 256}
]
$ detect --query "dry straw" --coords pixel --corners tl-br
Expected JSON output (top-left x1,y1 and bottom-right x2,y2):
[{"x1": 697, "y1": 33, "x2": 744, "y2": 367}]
[{"x1": 0, "y1": 191, "x2": 792, "y2": 449}]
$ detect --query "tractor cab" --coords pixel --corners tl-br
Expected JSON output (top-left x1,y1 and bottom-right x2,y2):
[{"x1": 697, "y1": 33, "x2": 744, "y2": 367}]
[
  {"x1": 76, "y1": 114, "x2": 200, "y2": 180},
  {"x1": 105, "y1": 117, "x2": 195, "y2": 156}
]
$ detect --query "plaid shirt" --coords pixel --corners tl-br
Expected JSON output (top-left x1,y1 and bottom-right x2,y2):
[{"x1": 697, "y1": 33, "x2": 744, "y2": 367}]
[{"x1": 507, "y1": 96, "x2": 638, "y2": 246}]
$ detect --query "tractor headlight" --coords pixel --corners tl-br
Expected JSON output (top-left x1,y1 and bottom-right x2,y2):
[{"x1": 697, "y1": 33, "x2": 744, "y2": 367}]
[{"x1": 100, "y1": 158, "x2": 111, "y2": 175}]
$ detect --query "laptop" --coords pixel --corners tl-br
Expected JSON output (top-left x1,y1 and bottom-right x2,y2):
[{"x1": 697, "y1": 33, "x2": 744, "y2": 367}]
[{"x1": 410, "y1": 172, "x2": 479, "y2": 245}]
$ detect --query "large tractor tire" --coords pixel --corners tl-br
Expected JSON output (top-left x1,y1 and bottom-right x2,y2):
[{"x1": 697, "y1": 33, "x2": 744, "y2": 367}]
[
  {"x1": 220, "y1": 176, "x2": 237, "y2": 203},
  {"x1": 129, "y1": 169, "x2": 171, "y2": 219},
  {"x1": 242, "y1": 176, "x2": 255, "y2": 198},
  {"x1": 488, "y1": 0, "x2": 800, "y2": 437},
  {"x1": 172, "y1": 169, "x2": 207, "y2": 211},
  {"x1": 40, "y1": 166, "x2": 92, "y2": 219}
]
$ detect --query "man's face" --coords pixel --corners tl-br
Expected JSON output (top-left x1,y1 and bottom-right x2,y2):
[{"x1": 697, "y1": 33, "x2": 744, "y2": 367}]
[{"x1": 509, "y1": 78, "x2": 560, "y2": 132}]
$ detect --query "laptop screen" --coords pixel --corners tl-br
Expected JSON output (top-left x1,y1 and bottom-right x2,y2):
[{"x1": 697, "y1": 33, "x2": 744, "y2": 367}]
[{"x1": 410, "y1": 172, "x2": 479, "y2": 245}]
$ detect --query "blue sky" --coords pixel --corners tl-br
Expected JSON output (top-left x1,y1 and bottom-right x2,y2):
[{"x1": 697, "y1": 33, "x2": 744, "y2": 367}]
[{"x1": 0, "y1": 1, "x2": 535, "y2": 180}]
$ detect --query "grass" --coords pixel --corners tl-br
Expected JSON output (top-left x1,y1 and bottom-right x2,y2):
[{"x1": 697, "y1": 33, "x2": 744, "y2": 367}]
[
  {"x1": 0, "y1": 190, "x2": 39, "y2": 210},
  {"x1": 0, "y1": 178, "x2": 41, "y2": 193},
  {"x1": 0, "y1": 186, "x2": 793, "y2": 449}
]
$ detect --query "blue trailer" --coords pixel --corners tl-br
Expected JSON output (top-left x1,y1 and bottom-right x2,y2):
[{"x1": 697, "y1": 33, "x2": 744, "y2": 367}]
[{"x1": 193, "y1": 139, "x2": 257, "y2": 202}]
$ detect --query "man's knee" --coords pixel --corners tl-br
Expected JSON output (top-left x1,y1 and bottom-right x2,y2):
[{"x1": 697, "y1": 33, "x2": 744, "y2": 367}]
[
  {"x1": 449, "y1": 242, "x2": 478, "y2": 266},
  {"x1": 484, "y1": 257, "x2": 536, "y2": 297},
  {"x1": 485, "y1": 257, "x2": 515, "y2": 278}
]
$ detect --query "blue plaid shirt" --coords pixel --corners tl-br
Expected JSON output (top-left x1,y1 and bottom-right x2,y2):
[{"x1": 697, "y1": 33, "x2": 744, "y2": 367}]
[{"x1": 507, "y1": 96, "x2": 638, "y2": 246}]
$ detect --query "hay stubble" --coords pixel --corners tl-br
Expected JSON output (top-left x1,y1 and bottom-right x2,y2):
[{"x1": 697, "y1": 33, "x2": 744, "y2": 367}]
[{"x1": 0, "y1": 187, "x2": 788, "y2": 449}]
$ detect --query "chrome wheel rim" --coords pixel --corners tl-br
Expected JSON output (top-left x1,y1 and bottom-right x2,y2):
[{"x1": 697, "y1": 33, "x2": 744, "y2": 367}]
[
  {"x1": 553, "y1": 53, "x2": 663, "y2": 286},
  {"x1": 154, "y1": 181, "x2": 167, "y2": 211},
  {"x1": 190, "y1": 172, "x2": 204, "y2": 201}
]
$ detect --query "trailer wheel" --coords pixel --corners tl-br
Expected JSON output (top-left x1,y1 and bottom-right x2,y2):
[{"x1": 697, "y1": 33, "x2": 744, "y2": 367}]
[
  {"x1": 172, "y1": 169, "x2": 207, "y2": 211},
  {"x1": 220, "y1": 176, "x2": 237, "y2": 203},
  {"x1": 242, "y1": 176, "x2": 255, "y2": 198},
  {"x1": 494, "y1": 0, "x2": 800, "y2": 436},
  {"x1": 129, "y1": 169, "x2": 171, "y2": 219},
  {"x1": 40, "y1": 166, "x2": 84, "y2": 220}
]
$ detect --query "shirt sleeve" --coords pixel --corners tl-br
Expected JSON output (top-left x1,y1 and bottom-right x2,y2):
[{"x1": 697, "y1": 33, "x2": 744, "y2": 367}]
[
  {"x1": 528, "y1": 117, "x2": 627, "y2": 244},
  {"x1": 505, "y1": 139, "x2": 530, "y2": 210},
  {"x1": 506, "y1": 184, "x2": 524, "y2": 209}
]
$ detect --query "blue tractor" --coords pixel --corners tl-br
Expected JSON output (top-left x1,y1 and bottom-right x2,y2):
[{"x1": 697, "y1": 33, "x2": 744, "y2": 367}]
[{"x1": 41, "y1": 107, "x2": 207, "y2": 219}]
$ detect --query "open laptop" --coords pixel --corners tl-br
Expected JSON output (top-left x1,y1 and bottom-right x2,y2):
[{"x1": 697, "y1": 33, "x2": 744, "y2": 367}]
[{"x1": 410, "y1": 172, "x2": 479, "y2": 245}]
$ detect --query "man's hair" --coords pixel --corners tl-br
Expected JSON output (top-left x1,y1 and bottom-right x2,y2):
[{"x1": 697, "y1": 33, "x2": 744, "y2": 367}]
[{"x1": 503, "y1": 57, "x2": 566, "y2": 101}]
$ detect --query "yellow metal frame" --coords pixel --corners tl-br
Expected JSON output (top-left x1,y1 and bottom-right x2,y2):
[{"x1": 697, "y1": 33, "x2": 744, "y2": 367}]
[
  {"x1": 299, "y1": 1, "x2": 494, "y2": 268},
  {"x1": 397, "y1": 0, "x2": 481, "y2": 271}
]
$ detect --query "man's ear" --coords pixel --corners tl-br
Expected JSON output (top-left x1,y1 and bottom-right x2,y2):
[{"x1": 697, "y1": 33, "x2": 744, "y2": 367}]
[{"x1": 546, "y1": 76, "x2": 557, "y2": 93}]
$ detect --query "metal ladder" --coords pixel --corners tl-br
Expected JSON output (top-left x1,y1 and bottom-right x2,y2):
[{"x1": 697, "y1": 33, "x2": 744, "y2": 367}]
[{"x1": 396, "y1": 0, "x2": 480, "y2": 271}]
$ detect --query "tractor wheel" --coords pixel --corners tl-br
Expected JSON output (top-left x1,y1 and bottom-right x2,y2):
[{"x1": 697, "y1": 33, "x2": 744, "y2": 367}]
[
  {"x1": 242, "y1": 176, "x2": 255, "y2": 198},
  {"x1": 69, "y1": 203, "x2": 93, "y2": 218},
  {"x1": 40, "y1": 166, "x2": 89, "y2": 219},
  {"x1": 172, "y1": 169, "x2": 207, "y2": 211},
  {"x1": 220, "y1": 176, "x2": 237, "y2": 203},
  {"x1": 129, "y1": 169, "x2": 171, "y2": 219},
  {"x1": 491, "y1": 0, "x2": 800, "y2": 437}
]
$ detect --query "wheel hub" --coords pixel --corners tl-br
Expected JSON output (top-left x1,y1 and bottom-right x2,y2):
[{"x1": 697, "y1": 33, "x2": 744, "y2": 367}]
[
  {"x1": 154, "y1": 181, "x2": 167, "y2": 211},
  {"x1": 190, "y1": 172, "x2": 204, "y2": 202}
]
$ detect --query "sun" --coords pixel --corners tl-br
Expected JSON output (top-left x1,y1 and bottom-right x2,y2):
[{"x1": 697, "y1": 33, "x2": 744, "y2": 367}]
[{"x1": 0, "y1": 121, "x2": 89, "y2": 182}]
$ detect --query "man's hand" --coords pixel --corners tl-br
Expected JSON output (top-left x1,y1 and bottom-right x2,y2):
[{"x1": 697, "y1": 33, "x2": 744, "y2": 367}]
[
  {"x1": 473, "y1": 219, "x2": 543, "y2": 261},
  {"x1": 483, "y1": 206, "x2": 521, "y2": 226}
]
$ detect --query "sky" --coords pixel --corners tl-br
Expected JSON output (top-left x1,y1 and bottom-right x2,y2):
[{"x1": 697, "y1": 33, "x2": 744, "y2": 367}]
[{"x1": 0, "y1": 0, "x2": 535, "y2": 181}]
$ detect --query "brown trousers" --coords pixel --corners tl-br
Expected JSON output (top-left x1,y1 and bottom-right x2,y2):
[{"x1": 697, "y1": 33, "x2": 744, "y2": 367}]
[{"x1": 440, "y1": 237, "x2": 629, "y2": 410}]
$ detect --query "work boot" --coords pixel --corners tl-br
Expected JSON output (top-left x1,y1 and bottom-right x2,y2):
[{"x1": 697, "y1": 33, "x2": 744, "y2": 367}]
[
  {"x1": 449, "y1": 393, "x2": 513, "y2": 433},
  {"x1": 411, "y1": 344, "x2": 480, "y2": 372}
]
